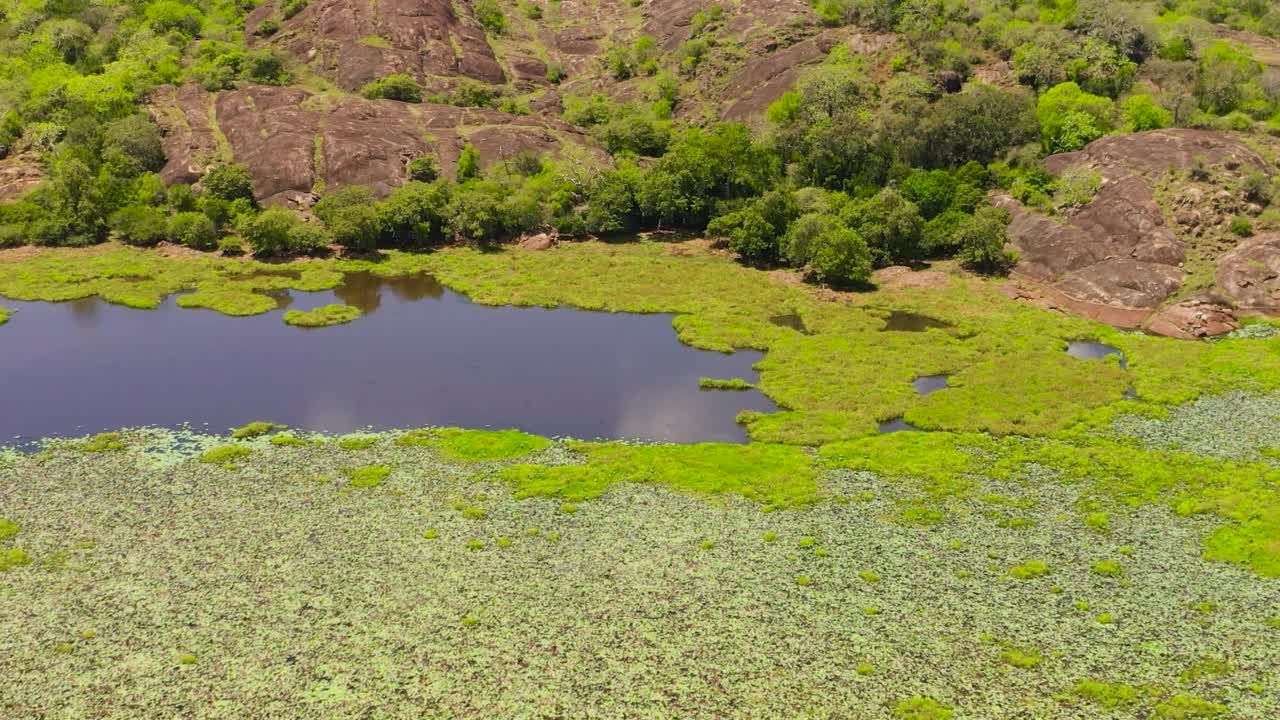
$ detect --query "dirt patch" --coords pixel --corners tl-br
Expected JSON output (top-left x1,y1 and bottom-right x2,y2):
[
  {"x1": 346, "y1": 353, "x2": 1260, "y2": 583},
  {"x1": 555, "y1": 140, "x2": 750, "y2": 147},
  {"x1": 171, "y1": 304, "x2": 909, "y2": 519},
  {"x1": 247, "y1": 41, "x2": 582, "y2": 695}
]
[
  {"x1": 872, "y1": 265, "x2": 949, "y2": 289},
  {"x1": 0, "y1": 154, "x2": 45, "y2": 201}
]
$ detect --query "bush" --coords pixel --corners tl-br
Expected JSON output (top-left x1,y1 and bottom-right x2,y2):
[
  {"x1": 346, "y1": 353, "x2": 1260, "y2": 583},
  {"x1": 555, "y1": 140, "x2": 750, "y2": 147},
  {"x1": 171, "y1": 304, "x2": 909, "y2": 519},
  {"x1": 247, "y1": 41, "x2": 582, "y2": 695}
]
[
  {"x1": 244, "y1": 50, "x2": 290, "y2": 85},
  {"x1": 1121, "y1": 94, "x2": 1171, "y2": 132},
  {"x1": 202, "y1": 165, "x2": 256, "y2": 203},
  {"x1": 546, "y1": 63, "x2": 565, "y2": 84},
  {"x1": 376, "y1": 180, "x2": 452, "y2": 247},
  {"x1": 840, "y1": 189, "x2": 925, "y2": 267},
  {"x1": 474, "y1": 0, "x2": 507, "y2": 34},
  {"x1": 783, "y1": 212, "x2": 871, "y2": 286},
  {"x1": 1230, "y1": 216, "x2": 1254, "y2": 237},
  {"x1": 407, "y1": 155, "x2": 440, "y2": 182},
  {"x1": 103, "y1": 115, "x2": 166, "y2": 174},
  {"x1": 315, "y1": 186, "x2": 379, "y2": 251},
  {"x1": 446, "y1": 180, "x2": 508, "y2": 245},
  {"x1": 255, "y1": 18, "x2": 280, "y2": 36},
  {"x1": 957, "y1": 206, "x2": 1016, "y2": 274},
  {"x1": 281, "y1": 0, "x2": 308, "y2": 19},
  {"x1": 108, "y1": 206, "x2": 168, "y2": 246},
  {"x1": 287, "y1": 222, "x2": 331, "y2": 253},
  {"x1": 239, "y1": 208, "x2": 298, "y2": 256},
  {"x1": 167, "y1": 212, "x2": 217, "y2": 250},
  {"x1": 456, "y1": 144, "x2": 481, "y2": 182},
  {"x1": 1037, "y1": 82, "x2": 1114, "y2": 153},
  {"x1": 360, "y1": 74, "x2": 422, "y2": 103}
]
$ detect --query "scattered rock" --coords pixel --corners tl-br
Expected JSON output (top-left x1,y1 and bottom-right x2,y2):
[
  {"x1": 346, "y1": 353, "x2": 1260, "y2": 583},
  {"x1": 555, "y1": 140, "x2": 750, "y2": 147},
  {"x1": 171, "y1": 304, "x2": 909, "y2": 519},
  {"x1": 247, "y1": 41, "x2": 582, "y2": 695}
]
[
  {"x1": 1144, "y1": 296, "x2": 1240, "y2": 339},
  {"x1": 518, "y1": 232, "x2": 557, "y2": 250},
  {"x1": 1217, "y1": 233, "x2": 1280, "y2": 313},
  {"x1": 0, "y1": 154, "x2": 45, "y2": 200}
]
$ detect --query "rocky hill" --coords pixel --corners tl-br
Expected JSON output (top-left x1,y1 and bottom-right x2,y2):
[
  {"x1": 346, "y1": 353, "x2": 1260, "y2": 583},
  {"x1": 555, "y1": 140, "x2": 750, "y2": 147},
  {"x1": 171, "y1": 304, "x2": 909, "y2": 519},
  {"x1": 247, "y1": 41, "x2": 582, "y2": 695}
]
[{"x1": 998, "y1": 129, "x2": 1280, "y2": 337}]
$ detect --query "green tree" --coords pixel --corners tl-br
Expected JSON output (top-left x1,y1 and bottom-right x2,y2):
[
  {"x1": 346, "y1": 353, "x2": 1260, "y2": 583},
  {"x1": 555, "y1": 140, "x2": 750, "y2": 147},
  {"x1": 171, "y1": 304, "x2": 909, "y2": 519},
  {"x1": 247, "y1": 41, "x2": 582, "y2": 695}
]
[
  {"x1": 167, "y1": 212, "x2": 217, "y2": 249},
  {"x1": 456, "y1": 144, "x2": 481, "y2": 182},
  {"x1": 1037, "y1": 82, "x2": 1113, "y2": 153},
  {"x1": 202, "y1": 165, "x2": 256, "y2": 203},
  {"x1": 240, "y1": 209, "x2": 298, "y2": 256},
  {"x1": 360, "y1": 74, "x2": 422, "y2": 103},
  {"x1": 314, "y1": 186, "x2": 379, "y2": 252},
  {"x1": 1195, "y1": 41, "x2": 1263, "y2": 115},
  {"x1": 108, "y1": 206, "x2": 168, "y2": 246},
  {"x1": 1121, "y1": 95, "x2": 1171, "y2": 131},
  {"x1": 957, "y1": 207, "x2": 1016, "y2": 274},
  {"x1": 840, "y1": 188, "x2": 925, "y2": 267}
]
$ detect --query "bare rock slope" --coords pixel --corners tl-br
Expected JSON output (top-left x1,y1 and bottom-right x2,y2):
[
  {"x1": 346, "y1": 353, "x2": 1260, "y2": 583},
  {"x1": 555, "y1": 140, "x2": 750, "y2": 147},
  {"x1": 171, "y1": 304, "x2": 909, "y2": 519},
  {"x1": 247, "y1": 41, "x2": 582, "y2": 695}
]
[
  {"x1": 248, "y1": 0, "x2": 504, "y2": 92},
  {"x1": 998, "y1": 129, "x2": 1276, "y2": 337},
  {"x1": 150, "y1": 84, "x2": 601, "y2": 207}
]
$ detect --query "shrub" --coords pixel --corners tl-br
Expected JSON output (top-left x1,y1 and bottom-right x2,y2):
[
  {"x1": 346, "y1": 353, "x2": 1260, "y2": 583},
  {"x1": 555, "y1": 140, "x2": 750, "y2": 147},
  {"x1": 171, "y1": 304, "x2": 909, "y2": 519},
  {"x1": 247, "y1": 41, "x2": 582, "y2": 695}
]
[
  {"x1": 281, "y1": 0, "x2": 308, "y2": 18},
  {"x1": 202, "y1": 165, "x2": 256, "y2": 203},
  {"x1": 244, "y1": 50, "x2": 290, "y2": 85},
  {"x1": 474, "y1": 0, "x2": 506, "y2": 34},
  {"x1": 167, "y1": 212, "x2": 217, "y2": 250},
  {"x1": 287, "y1": 222, "x2": 330, "y2": 254},
  {"x1": 103, "y1": 115, "x2": 166, "y2": 173},
  {"x1": 456, "y1": 144, "x2": 481, "y2": 182},
  {"x1": 1121, "y1": 94, "x2": 1171, "y2": 131},
  {"x1": 239, "y1": 208, "x2": 298, "y2": 256},
  {"x1": 108, "y1": 206, "x2": 168, "y2": 246},
  {"x1": 315, "y1": 186, "x2": 379, "y2": 251},
  {"x1": 360, "y1": 74, "x2": 422, "y2": 103},
  {"x1": 255, "y1": 18, "x2": 280, "y2": 36},
  {"x1": 546, "y1": 63, "x2": 565, "y2": 84},
  {"x1": 958, "y1": 207, "x2": 1016, "y2": 274},
  {"x1": 1037, "y1": 82, "x2": 1113, "y2": 153},
  {"x1": 407, "y1": 155, "x2": 440, "y2": 182},
  {"x1": 1230, "y1": 216, "x2": 1254, "y2": 237}
]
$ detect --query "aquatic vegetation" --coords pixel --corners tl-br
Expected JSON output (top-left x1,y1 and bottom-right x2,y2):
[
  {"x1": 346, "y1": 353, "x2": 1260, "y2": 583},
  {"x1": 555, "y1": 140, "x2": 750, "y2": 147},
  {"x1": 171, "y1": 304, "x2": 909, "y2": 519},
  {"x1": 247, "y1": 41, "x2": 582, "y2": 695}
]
[
  {"x1": 1096, "y1": 613, "x2": 1115, "y2": 625},
  {"x1": 1072, "y1": 680, "x2": 1141, "y2": 708},
  {"x1": 1091, "y1": 559, "x2": 1124, "y2": 577},
  {"x1": 179, "y1": 654, "x2": 198, "y2": 665},
  {"x1": 1, "y1": 547, "x2": 32, "y2": 572},
  {"x1": 0, "y1": 519, "x2": 18, "y2": 542},
  {"x1": 282, "y1": 304, "x2": 362, "y2": 328},
  {"x1": 1009, "y1": 561, "x2": 1050, "y2": 580},
  {"x1": 337, "y1": 435, "x2": 378, "y2": 450},
  {"x1": 346, "y1": 465, "x2": 391, "y2": 488},
  {"x1": 459, "y1": 506, "x2": 486, "y2": 520},
  {"x1": 698, "y1": 377, "x2": 756, "y2": 390},
  {"x1": 466, "y1": 539, "x2": 485, "y2": 551},
  {"x1": 794, "y1": 575, "x2": 811, "y2": 586},
  {"x1": 495, "y1": 537, "x2": 512, "y2": 548},
  {"x1": 230, "y1": 422, "x2": 286, "y2": 439},
  {"x1": 269, "y1": 434, "x2": 308, "y2": 447},
  {"x1": 422, "y1": 529, "x2": 439, "y2": 539},
  {"x1": 894, "y1": 697, "x2": 953, "y2": 719},
  {"x1": 176, "y1": 288, "x2": 278, "y2": 316},
  {"x1": 74, "y1": 432, "x2": 126, "y2": 452},
  {"x1": 199, "y1": 445, "x2": 253, "y2": 464},
  {"x1": 0, "y1": 307, "x2": 9, "y2": 325},
  {"x1": 395, "y1": 428, "x2": 550, "y2": 462},
  {"x1": 762, "y1": 531, "x2": 777, "y2": 542},
  {"x1": 501, "y1": 442, "x2": 818, "y2": 509},
  {"x1": 1153, "y1": 694, "x2": 1227, "y2": 719},
  {"x1": 855, "y1": 663, "x2": 874, "y2": 676},
  {"x1": 859, "y1": 570, "x2": 880, "y2": 583},
  {"x1": 999, "y1": 647, "x2": 1044, "y2": 669}
]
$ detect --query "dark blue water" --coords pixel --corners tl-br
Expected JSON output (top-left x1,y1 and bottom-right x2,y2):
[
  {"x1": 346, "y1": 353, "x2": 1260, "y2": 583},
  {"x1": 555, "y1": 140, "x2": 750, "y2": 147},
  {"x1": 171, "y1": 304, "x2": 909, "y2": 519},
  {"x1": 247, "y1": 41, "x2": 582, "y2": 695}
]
[{"x1": 0, "y1": 273, "x2": 776, "y2": 444}]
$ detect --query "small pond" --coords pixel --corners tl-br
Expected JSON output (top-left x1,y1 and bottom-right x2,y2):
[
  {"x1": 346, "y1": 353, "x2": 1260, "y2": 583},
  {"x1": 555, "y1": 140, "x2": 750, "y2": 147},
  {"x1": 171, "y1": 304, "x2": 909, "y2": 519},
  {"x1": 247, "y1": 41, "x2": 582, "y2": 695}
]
[
  {"x1": 878, "y1": 417, "x2": 923, "y2": 434},
  {"x1": 1066, "y1": 340, "x2": 1127, "y2": 369},
  {"x1": 912, "y1": 374, "x2": 949, "y2": 395},
  {"x1": 0, "y1": 273, "x2": 777, "y2": 445}
]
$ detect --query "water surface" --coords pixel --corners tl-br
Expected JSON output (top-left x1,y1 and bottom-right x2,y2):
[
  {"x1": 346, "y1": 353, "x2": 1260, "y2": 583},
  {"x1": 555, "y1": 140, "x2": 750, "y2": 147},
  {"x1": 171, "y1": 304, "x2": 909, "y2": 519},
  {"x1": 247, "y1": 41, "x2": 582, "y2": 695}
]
[
  {"x1": 0, "y1": 274, "x2": 776, "y2": 444},
  {"x1": 1066, "y1": 340, "x2": 1127, "y2": 369},
  {"x1": 881, "y1": 311, "x2": 951, "y2": 332},
  {"x1": 912, "y1": 375, "x2": 950, "y2": 395}
]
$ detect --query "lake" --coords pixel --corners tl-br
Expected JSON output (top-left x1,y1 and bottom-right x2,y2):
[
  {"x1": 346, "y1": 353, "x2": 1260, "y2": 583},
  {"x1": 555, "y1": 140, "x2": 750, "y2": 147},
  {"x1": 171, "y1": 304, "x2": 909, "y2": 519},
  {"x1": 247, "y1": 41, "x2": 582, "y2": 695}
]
[{"x1": 0, "y1": 272, "x2": 776, "y2": 445}]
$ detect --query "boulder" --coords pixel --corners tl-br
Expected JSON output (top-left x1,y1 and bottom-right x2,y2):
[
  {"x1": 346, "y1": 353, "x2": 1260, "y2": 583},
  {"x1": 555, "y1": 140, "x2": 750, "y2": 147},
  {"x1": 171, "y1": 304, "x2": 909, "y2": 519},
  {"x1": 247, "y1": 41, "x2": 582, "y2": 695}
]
[{"x1": 1217, "y1": 233, "x2": 1280, "y2": 312}]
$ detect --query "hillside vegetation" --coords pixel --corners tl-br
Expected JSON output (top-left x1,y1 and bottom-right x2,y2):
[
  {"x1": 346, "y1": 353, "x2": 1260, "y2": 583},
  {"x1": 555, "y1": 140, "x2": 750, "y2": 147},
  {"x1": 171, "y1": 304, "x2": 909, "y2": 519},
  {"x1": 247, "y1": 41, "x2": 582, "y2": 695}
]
[{"x1": 0, "y1": 0, "x2": 1278, "y2": 292}]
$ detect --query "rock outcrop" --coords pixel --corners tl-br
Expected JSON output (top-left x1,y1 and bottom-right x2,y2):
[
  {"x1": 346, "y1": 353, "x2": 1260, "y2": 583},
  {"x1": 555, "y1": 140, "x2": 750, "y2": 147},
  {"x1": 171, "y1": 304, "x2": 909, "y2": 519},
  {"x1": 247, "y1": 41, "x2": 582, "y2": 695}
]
[
  {"x1": 149, "y1": 84, "x2": 603, "y2": 206},
  {"x1": 1217, "y1": 233, "x2": 1280, "y2": 312},
  {"x1": 248, "y1": 0, "x2": 505, "y2": 92},
  {"x1": 1001, "y1": 129, "x2": 1276, "y2": 337}
]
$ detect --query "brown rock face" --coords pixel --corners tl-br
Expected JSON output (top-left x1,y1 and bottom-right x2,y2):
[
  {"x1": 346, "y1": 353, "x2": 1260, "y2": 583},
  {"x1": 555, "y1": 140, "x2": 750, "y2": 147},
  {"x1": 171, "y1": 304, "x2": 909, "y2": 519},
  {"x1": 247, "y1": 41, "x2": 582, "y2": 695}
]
[
  {"x1": 1001, "y1": 129, "x2": 1277, "y2": 337},
  {"x1": 150, "y1": 84, "x2": 603, "y2": 206},
  {"x1": 0, "y1": 154, "x2": 45, "y2": 201},
  {"x1": 1217, "y1": 233, "x2": 1280, "y2": 312},
  {"x1": 1145, "y1": 296, "x2": 1239, "y2": 339},
  {"x1": 250, "y1": 0, "x2": 504, "y2": 92}
]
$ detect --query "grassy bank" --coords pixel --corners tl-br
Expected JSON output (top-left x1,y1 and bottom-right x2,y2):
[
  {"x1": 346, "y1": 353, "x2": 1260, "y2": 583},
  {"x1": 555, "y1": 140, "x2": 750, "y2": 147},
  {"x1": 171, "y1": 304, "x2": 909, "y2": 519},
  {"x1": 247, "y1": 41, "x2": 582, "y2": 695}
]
[
  {"x1": 2, "y1": 408, "x2": 1279, "y2": 718},
  {"x1": 5, "y1": 241, "x2": 1280, "y2": 445}
]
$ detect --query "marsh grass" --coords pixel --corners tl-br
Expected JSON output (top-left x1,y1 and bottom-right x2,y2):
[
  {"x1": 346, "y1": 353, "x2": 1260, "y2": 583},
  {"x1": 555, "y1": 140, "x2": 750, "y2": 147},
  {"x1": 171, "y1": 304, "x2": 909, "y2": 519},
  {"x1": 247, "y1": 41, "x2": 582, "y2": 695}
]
[{"x1": 282, "y1": 304, "x2": 361, "y2": 328}]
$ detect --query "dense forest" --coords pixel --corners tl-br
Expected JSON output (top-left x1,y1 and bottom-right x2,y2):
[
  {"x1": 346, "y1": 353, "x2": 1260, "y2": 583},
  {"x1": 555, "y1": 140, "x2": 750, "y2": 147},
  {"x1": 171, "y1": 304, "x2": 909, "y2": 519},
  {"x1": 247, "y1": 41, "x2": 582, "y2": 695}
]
[{"x1": 0, "y1": 0, "x2": 1278, "y2": 286}]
